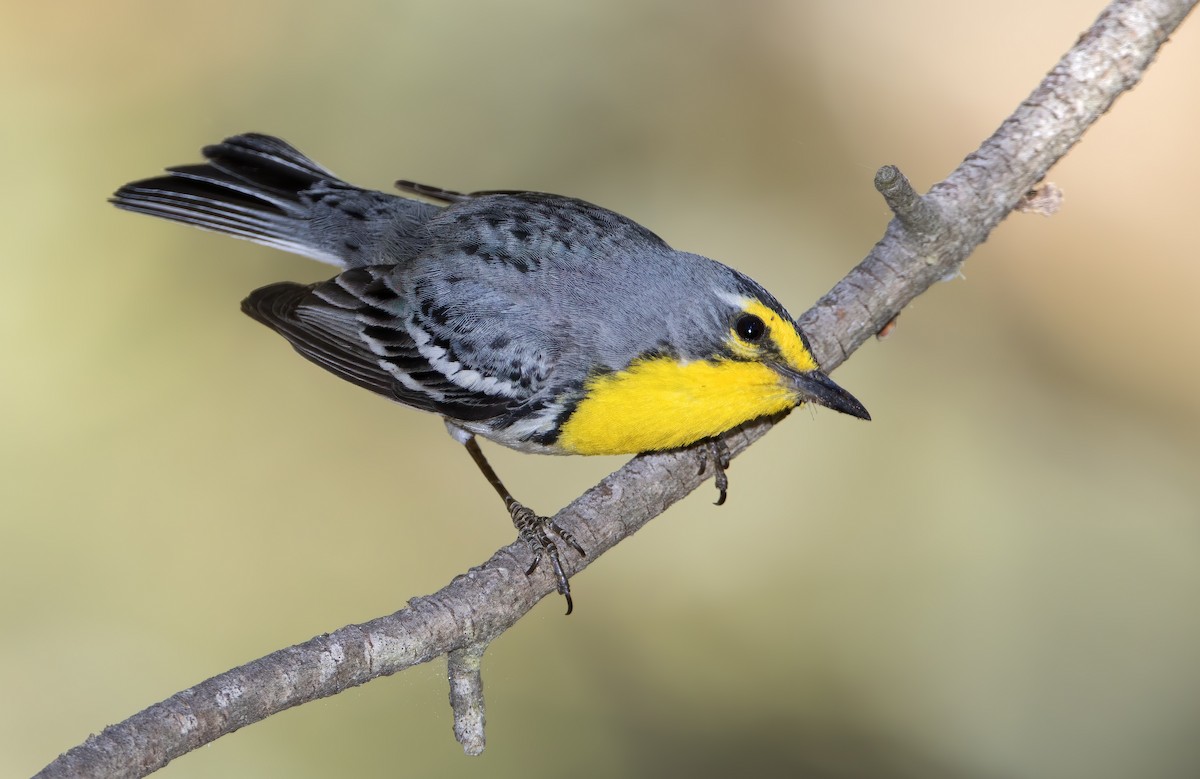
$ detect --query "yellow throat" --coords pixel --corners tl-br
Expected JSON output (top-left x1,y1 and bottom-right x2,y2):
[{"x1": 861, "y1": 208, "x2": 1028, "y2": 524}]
[{"x1": 556, "y1": 357, "x2": 799, "y2": 455}]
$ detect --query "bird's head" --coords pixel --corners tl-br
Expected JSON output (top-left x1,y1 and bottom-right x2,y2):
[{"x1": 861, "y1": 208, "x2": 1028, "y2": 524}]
[
  {"x1": 554, "y1": 262, "x2": 868, "y2": 456},
  {"x1": 712, "y1": 289, "x2": 870, "y2": 422}
]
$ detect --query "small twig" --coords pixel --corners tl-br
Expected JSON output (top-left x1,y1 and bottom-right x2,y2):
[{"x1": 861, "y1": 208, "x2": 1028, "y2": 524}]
[
  {"x1": 447, "y1": 643, "x2": 488, "y2": 756},
  {"x1": 874, "y1": 165, "x2": 943, "y2": 239}
]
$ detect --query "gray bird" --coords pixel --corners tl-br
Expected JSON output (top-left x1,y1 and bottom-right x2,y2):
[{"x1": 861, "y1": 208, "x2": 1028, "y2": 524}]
[{"x1": 111, "y1": 133, "x2": 868, "y2": 612}]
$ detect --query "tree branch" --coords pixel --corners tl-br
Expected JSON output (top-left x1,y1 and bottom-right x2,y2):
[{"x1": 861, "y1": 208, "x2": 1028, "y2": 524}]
[{"x1": 36, "y1": 0, "x2": 1196, "y2": 776}]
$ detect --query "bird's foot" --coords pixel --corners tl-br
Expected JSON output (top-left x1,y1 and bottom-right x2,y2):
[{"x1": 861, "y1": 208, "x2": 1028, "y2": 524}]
[
  {"x1": 703, "y1": 438, "x2": 731, "y2": 506},
  {"x1": 508, "y1": 501, "x2": 586, "y2": 615}
]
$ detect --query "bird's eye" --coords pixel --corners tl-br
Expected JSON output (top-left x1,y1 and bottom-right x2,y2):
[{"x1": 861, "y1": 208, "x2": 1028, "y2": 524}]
[{"x1": 735, "y1": 313, "x2": 767, "y2": 342}]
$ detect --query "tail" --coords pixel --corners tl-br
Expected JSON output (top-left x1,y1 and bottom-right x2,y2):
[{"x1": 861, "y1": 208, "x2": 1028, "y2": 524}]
[{"x1": 111, "y1": 133, "x2": 441, "y2": 268}]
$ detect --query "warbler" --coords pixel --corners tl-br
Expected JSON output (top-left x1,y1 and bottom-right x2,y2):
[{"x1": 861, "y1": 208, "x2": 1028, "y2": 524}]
[{"x1": 111, "y1": 133, "x2": 869, "y2": 612}]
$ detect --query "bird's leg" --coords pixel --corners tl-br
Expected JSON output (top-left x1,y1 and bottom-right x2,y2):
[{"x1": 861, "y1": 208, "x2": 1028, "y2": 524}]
[
  {"x1": 459, "y1": 433, "x2": 585, "y2": 615},
  {"x1": 704, "y1": 437, "x2": 731, "y2": 506}
]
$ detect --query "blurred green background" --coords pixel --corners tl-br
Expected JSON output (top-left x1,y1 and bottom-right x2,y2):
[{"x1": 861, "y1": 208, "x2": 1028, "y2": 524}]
[{"x1": 5, "y1": 2, "x2": 1199, "y2": 777}]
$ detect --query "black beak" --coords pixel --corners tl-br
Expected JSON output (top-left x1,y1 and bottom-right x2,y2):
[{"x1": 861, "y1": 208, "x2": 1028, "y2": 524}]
[{"x1": 779, "y1": 367, "x2": 870, "y2": 421}]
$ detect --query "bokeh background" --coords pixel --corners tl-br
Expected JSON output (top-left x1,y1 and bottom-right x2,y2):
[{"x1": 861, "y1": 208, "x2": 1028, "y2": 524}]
[{"x1": 5, "y1": 2, "x2": 1199, "y2": 777}]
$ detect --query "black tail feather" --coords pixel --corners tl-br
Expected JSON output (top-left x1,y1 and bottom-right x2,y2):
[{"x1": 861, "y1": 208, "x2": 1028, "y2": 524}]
[
  {"x1": 199, "y1": 133, "x2": 338, "y2": 200},
  {"x1": 110, "y1": 133, "x2": 349, "y2": 264},
  {"x1": 112, "y1": 133, "x2": 444, "y2": 268}
]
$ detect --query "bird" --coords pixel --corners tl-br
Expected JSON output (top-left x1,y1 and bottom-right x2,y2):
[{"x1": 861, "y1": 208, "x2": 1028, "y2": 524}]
[{"x1": 110, "y1": 133, "x2": 870, "y2": 613}]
